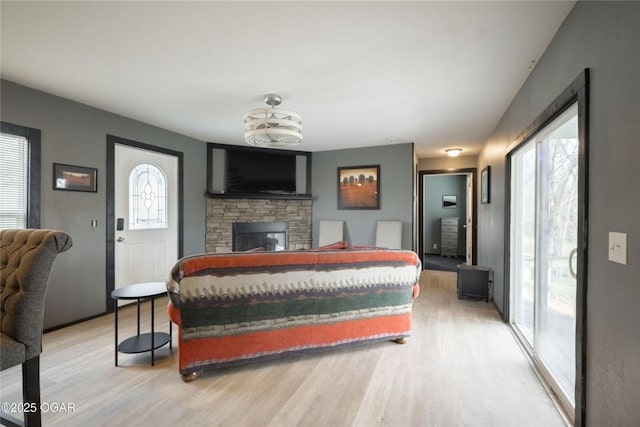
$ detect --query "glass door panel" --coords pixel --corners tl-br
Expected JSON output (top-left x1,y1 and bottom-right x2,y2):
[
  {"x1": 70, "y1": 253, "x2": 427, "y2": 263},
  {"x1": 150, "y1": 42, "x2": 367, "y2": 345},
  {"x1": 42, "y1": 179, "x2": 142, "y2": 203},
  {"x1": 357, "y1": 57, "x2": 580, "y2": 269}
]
[
  {"x1": 535, "y1": 105, "x2": 578, "y2": 404},
  {"x1": 510, "y1": 103, "x2": 578, "y2": 408},
  {"x1": 510, "y1": 143, "x2": 536, "y2": 345}
]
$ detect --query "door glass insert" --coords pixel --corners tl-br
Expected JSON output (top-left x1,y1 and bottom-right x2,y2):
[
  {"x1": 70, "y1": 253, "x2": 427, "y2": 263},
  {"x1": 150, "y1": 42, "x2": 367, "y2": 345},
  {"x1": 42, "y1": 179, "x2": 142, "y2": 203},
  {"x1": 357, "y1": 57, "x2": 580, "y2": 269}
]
[{"x1": 129, "y1": 163, "x2": 167, "y2": 230}]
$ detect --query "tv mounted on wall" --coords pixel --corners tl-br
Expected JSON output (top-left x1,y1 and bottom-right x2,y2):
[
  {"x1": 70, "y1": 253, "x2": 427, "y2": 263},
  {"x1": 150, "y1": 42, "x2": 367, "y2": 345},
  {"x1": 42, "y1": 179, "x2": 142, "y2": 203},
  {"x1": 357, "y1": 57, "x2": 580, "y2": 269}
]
[{"x1": 207, "y1": 143, "x2": 311, "y2": 198}]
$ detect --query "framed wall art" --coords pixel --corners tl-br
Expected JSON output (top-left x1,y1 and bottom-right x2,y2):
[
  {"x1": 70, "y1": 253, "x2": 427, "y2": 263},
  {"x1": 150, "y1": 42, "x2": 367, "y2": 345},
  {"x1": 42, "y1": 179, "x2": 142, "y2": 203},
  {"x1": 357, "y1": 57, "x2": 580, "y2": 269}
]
[
  {"x1": 481, "y1": 165, "x2": 491, "y2": 204},
  {"x1": 53, "y1": 163, "x2": 97, "y2": 192},
  {"x1": 337, "y1": 165, "x2": 380, "y2": 209},
  {"x1": 442, "y1": 195, "x2": 457, "y2": 209}
]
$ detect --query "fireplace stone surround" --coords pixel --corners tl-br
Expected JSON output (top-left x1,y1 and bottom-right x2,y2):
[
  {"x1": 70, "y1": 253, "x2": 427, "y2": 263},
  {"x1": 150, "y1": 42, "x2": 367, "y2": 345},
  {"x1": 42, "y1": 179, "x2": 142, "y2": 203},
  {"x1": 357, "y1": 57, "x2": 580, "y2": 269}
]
[{"x1": 206, "y1": 197, "x2": 312, "y2": 253}]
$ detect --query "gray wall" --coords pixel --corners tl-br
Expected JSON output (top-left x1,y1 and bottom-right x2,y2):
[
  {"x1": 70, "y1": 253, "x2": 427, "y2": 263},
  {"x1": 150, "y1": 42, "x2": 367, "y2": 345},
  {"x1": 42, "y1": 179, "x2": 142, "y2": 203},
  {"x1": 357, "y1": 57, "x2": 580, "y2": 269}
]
[
  {"x1": 477, "y1": 2, "x2": 640, "y2": 424},
  {"x1": 1, "y1": 80, "x2": 207, "y2": 329},
  {"x1": 418, "y1": 155, "x2": 478, "y2": 171},
  {"x1": 312, "y1": 143, "x2": 414, "y2": 249},
  {"x1": 423, "y1": 174, "x2": 466, "y2": 255}
]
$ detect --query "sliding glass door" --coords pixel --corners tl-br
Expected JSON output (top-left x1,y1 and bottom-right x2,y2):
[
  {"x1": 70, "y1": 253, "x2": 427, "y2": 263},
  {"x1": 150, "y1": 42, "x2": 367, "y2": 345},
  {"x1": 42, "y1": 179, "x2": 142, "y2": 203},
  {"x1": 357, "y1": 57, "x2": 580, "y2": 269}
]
[{"x1": 510, "y1": 103, "x2": 579, "y2": 409}]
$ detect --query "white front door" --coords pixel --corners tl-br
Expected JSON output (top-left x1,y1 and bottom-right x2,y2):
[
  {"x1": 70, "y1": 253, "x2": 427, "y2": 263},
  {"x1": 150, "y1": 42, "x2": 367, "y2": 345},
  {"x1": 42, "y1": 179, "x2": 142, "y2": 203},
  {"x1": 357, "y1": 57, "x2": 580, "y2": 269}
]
[{"x1": 114, "y1": 145, "x2": 178, "y2": 293}]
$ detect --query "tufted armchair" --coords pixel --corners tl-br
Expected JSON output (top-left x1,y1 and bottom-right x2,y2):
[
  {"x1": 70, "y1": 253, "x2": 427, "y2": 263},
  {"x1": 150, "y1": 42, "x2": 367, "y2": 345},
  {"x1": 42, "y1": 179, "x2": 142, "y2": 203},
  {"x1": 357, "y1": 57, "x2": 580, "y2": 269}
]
[{"x1": 1, "y1": 229, "x2": 72, "y2": 427}]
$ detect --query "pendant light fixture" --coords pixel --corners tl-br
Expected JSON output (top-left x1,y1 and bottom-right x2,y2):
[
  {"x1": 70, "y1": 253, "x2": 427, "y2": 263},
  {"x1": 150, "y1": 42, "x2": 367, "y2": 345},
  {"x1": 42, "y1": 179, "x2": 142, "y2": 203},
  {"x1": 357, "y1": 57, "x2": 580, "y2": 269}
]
[{"x1": 244, "y1": 94, "x2": 302, "y2": 147}]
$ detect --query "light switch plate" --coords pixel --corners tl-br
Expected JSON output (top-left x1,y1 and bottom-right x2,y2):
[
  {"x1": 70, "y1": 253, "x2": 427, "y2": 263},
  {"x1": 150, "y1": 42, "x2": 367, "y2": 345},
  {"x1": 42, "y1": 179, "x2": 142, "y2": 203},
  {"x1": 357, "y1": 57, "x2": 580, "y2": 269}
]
[{"x1": 608, "y1": 232, "x2": 627, "y2": 265}]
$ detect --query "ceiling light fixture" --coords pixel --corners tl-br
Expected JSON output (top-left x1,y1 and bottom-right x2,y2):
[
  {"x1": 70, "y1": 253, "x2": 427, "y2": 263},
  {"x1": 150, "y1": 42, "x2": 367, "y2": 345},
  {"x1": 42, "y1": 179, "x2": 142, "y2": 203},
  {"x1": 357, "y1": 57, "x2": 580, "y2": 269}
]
[
  {"x1": 446, "y1": 148, "x2": 463, "y2": 157},
  {"x1": 244, "y1": 94, "x2": 302, "y2": 147}
]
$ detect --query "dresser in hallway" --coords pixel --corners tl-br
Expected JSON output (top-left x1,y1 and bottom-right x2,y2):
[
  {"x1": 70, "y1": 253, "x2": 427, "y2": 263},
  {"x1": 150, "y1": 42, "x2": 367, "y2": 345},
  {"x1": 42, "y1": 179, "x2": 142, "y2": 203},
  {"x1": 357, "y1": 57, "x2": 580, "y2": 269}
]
[{"x1": 440, "y1": 217, "x2": 459, "y2": 257}]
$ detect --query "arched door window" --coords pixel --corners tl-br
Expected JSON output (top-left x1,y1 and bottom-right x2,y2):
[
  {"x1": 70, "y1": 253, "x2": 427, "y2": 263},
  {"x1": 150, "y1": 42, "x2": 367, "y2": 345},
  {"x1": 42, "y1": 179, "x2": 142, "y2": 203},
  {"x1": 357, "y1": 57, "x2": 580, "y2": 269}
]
[{"x1": 129, "y1": 163, "x2": 167, "y2": 230}]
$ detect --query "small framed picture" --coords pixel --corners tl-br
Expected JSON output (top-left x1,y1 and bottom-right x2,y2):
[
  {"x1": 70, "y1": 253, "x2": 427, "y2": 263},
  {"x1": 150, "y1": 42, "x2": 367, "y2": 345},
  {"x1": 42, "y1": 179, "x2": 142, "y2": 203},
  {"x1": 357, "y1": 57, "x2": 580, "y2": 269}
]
[
  {"x1": 481, "y1": 166, "x2": 491, "y2": 204},
  {"x1": 442, "y1": 195, "x2": 457, "y2": 209},
  {"x1": 337, "y1": 165, "x2": 380, "y2": 209},
  {"x1": 53, "y1": 163, "x2": 98, "y2": 192}
]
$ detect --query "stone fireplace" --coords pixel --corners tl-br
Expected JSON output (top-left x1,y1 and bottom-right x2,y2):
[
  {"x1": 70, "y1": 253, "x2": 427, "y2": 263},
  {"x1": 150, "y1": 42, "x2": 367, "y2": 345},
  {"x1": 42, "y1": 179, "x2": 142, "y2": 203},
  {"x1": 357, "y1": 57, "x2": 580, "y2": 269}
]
[{"x1": 206, "y1": 197, "x2": 312, "y2": 253}]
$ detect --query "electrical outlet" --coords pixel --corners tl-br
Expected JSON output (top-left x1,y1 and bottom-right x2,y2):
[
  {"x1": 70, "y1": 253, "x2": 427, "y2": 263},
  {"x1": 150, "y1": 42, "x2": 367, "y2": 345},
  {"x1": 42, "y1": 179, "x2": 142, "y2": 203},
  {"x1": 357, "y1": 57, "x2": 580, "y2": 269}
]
[
  {"x1": 432, "y1": 243, "x2": 437, "y2": 250},
  {"x1": 608, "y1": 232, "x2": 627, "y2": 265}
]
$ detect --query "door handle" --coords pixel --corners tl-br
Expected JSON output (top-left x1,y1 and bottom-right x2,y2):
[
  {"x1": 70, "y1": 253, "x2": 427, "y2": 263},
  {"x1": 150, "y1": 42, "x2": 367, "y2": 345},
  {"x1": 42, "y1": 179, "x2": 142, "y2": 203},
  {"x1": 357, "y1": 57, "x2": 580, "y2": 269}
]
[
  {"x1": 569, "y1": 248, "x2": 578, "y2": 280},
  {"x1": 117, "y1": 237, "x2": 125, "y2": 243}
]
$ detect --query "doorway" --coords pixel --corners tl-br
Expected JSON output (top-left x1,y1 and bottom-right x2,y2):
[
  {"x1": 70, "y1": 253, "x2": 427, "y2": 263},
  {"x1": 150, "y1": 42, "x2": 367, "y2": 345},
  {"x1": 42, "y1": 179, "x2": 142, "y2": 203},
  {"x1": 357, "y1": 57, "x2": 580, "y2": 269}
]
[
  {"x1": 505, "y1": 70, "x2": 588, "y2": 425},
  {"x1": 418, "y1": 168, "x2": 477, "y2": 271},
  {"x1": 106, "y1": 135, "x2": 184, "y2": 312}
]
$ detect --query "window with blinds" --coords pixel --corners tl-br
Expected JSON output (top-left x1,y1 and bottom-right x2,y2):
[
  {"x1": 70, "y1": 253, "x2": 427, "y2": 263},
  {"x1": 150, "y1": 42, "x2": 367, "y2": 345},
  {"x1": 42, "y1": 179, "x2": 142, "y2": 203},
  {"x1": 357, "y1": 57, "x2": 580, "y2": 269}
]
[{"x1": 0, "y1": 132, "x2": 29, "y2": 229}]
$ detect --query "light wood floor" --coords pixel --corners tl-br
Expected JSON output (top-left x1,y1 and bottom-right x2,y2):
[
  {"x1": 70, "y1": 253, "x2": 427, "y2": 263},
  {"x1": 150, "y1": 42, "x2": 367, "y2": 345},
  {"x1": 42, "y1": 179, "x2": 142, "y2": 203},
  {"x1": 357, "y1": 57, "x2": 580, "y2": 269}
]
[{"x1": 1, "y1": 271, "x2": 568, "y2": 426}]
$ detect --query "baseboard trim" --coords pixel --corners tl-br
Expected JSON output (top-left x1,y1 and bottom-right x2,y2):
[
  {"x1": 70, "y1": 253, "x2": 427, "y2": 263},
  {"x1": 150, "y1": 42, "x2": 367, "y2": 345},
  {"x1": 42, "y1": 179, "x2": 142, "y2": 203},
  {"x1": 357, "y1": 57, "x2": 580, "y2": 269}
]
[
  {"x1": 44, "y1": 312, "x2": 108, "y2": 333},
  {"x1": 44, "y1": 295, "x2": 166, "y2": 333}
]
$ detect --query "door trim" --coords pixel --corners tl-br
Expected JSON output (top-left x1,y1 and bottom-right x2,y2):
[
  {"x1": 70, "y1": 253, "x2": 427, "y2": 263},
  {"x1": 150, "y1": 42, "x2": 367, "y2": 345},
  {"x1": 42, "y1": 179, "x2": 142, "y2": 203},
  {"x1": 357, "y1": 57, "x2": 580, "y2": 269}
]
[
  {"x1": 106, "y1": 134, "x2": 184, "y2": 312},
  {"x1": 418, "y1": 168, "x2": 478, "y2": 266},
  {"x1": 504, "y1": 69, "x2": 589, "y2": 426}
]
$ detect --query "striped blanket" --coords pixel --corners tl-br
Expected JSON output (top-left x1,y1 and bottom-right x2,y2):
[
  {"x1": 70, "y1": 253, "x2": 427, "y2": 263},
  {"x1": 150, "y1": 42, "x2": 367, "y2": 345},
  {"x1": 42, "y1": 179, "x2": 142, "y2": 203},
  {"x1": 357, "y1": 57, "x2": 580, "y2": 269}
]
[{"x1": 166, "y1": 248, "x2": 421, "y2": 380}]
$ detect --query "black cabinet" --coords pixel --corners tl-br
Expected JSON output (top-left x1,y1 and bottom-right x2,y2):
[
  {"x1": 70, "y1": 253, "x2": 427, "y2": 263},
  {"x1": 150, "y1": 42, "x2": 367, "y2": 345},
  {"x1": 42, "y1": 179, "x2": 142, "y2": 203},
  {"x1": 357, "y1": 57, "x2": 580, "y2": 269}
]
[{"x1": 457, "y1": 265, "x2": 491, "y2": 302}]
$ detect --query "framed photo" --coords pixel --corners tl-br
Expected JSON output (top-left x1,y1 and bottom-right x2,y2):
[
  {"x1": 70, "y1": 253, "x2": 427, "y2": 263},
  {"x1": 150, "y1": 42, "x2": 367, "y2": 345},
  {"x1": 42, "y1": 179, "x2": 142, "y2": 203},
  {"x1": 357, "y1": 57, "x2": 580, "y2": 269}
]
[
  {"x1": 337, "y1": 165, "x2": 380, "y2": 209},
  {"x1": 53, "y1": 163, "x2": 97, "y2": 192},
  {"x1": 481, "y1": 166, "x2": 491, "y2": 204},
  {"x1": 442, "y1": 195, "x2": 457, "y2": 209}
]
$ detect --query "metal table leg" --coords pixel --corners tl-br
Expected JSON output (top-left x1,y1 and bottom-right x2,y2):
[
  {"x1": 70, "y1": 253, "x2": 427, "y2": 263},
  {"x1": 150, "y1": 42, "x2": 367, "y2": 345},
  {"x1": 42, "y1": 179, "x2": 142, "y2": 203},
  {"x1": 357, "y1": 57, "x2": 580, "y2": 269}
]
[
  {"x1": 114, "y1": 303, "x2": 118, "y2": 367},
  {"x1": 151, "y1": 297, "x2": 155, "y2": 366}
]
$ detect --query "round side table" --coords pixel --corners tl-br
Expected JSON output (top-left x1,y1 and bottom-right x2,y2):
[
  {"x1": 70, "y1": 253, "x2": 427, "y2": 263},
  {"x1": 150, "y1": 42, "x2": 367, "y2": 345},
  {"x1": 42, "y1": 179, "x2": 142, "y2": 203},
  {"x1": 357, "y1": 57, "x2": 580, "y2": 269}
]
[{"x1": 111, "y1": 282, "x2": 172, "y2": 366}]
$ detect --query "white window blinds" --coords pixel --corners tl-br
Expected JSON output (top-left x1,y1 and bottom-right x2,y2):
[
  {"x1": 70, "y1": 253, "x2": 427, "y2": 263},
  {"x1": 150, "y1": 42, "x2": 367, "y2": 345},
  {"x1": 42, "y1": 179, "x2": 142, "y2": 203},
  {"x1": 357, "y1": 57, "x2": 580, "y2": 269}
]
[{"x1": 0, "y1": 132, "x2": 29, "y2": 229}]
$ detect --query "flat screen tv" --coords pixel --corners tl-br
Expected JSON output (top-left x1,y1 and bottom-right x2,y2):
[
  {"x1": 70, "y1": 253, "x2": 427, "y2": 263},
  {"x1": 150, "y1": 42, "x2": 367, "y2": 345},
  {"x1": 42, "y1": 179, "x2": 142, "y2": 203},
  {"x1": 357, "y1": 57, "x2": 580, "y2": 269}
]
[{"x1": 226, "y1": 148, "x2": 296, "y2": 194}]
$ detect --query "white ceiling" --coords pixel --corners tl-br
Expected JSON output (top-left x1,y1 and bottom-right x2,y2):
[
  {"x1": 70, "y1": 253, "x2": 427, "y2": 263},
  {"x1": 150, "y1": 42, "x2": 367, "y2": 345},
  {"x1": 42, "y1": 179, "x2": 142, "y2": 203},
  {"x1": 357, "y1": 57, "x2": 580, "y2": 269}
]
[{"x1": 0, "y1": 1, "x2": 574, "y2": 158}]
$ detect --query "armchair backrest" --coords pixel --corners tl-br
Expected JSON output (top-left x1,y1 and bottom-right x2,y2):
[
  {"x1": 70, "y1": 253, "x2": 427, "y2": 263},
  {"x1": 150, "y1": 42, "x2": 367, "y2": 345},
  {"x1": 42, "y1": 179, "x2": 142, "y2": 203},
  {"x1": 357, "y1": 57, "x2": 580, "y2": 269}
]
[{"x1": 1, "y1": 229, "x2": 72, "y2": 359}]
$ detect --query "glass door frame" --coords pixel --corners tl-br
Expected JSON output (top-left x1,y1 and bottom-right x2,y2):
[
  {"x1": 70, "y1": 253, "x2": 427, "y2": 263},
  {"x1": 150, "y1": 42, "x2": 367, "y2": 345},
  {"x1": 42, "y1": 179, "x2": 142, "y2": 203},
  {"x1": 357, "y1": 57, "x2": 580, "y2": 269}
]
[{"x1": 504, "y1": 69, "x2": 589, "y2": 426}]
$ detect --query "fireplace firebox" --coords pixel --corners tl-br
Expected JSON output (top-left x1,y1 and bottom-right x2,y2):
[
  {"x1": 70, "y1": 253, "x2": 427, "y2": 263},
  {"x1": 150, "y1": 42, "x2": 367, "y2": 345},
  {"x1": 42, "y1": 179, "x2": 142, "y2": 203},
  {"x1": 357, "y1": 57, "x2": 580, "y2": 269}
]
[{"x1": 232, "y1": 222, "x2": 288, "y2": 252}]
